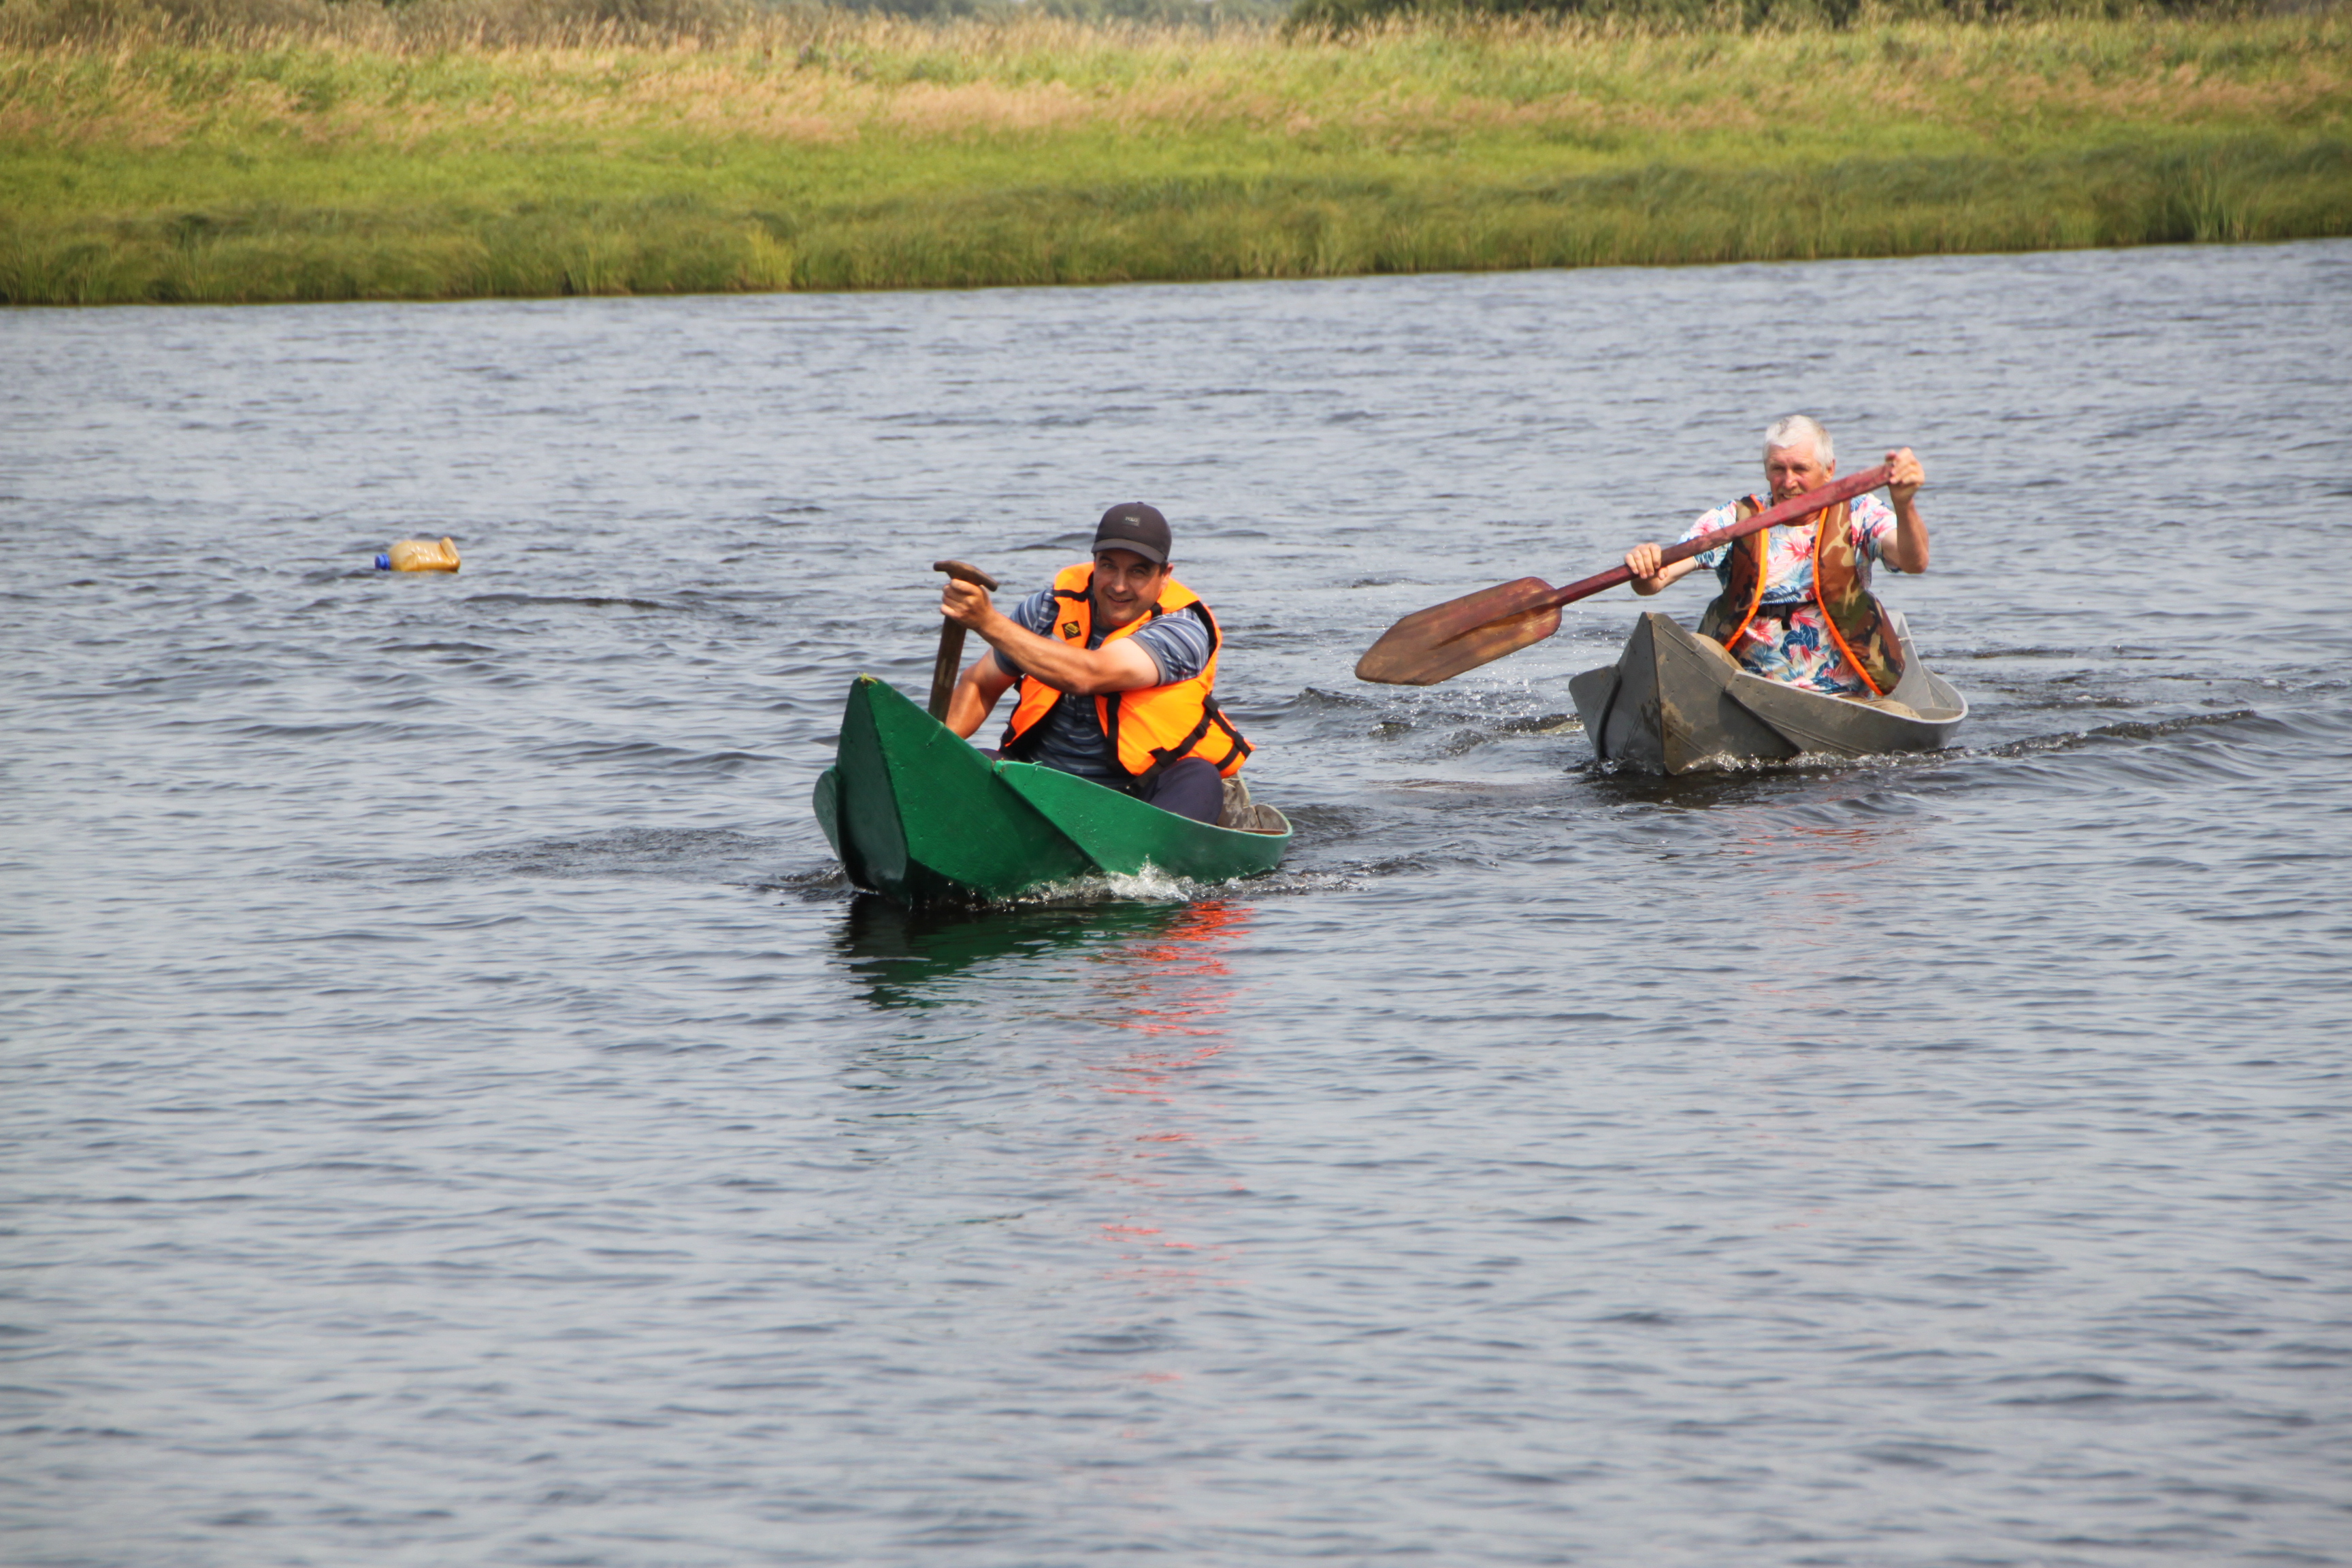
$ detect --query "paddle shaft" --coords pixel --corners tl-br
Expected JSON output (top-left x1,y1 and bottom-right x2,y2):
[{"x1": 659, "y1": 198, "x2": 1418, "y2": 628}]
[
  {"x1": 928, "y1": 559, "x2": 1000, "y2": 721},
  {"x1": 1537, "y1": 465, "x2": 1892, "y2": 614}
]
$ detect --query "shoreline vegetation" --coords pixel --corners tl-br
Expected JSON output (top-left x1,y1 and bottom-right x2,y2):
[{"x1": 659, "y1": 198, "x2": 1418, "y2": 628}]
[{"x1": 3, "y1": 0, "x2": 2347, "y2": 305}]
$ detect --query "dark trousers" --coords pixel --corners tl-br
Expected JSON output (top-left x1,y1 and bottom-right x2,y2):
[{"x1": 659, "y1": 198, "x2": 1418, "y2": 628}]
[
  {"x1": 982, "y1": 751, "x2": 1224, "y2": 826},
  {"x1": 1128, "y1": 756, "x2": 1224, "y2": 824}
]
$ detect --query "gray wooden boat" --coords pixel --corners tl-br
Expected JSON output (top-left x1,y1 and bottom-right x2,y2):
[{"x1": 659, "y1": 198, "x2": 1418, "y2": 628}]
[{"x1": 1569, "y1": 609, "x2": 1967, "y2": 774}]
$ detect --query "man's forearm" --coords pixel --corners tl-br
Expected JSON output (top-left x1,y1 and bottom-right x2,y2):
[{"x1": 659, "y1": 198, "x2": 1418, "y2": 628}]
[
  {"x1": 1894, "y1": 502, "x2": 1930, "y2": 573},
  {"x1": 973, "y1": 612, "x2": 1098, "y2": 692},
  {"x1": 971, "y1": 610, "x2": 1154, "y2": 696},
  {"x1": 945, "y1": 661, "x2": 1006, "y2": 738},
  {"x1": 1630, "y1": 557, "x2": 1701, "y2": 595}
]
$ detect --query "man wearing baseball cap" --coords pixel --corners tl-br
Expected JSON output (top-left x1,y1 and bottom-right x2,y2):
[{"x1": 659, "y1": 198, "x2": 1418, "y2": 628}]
[{"x1": 940, "y1": 503, "x2": 1251, "y2": 824}]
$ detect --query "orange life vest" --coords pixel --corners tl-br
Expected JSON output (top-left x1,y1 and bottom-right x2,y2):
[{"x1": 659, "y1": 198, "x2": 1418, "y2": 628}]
[
  {"x1": 1695, "y1": 496, "x2": 1906, "y2": 697},
  {"x1": 1000, "y1": 564, "x2": 1252, "y2": 779}
]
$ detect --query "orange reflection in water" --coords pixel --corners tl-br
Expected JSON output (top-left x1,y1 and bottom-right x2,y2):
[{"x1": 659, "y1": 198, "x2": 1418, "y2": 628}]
[
  {"x1": 1096, "y1": 898, "x2": 1247, "y2": 1041},
  {"x1": 1070, "y1": 900, "x2": 1253, "y2": 1304}
]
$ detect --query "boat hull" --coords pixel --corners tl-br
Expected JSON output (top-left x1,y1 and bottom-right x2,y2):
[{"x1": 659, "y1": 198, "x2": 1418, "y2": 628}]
[
  {"x1": 814, "y1": 676, "x2": 1291, "y2": 903},
  {"x1": 1570, "y1": 610, "x2": 1967, "y2": 774}
]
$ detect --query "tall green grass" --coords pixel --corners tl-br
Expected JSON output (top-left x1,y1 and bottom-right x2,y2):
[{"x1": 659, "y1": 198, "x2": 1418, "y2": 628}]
[{"x1": 3, "y1": 0, "x2": 2346, "y2": 304}]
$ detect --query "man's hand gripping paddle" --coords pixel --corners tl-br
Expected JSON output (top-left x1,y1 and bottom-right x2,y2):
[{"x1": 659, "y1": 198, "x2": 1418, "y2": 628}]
[
  {"x1": 928, "y1": 559, "x2": 1000, "y2": 721},
  {"x1": 1352, "y1": 466, "x2": 1893, "y2": 686}
]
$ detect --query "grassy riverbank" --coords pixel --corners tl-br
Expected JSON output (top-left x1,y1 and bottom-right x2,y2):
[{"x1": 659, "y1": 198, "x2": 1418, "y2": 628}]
[{"x1": 3, "y1": 3, "x2": 2347, "y2": 304}]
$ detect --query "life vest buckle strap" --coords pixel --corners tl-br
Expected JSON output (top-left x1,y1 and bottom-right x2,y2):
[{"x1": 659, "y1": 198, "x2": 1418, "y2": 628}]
[{"x1": 1203, "y1": 696, "x2": 1251, "y2": 762}]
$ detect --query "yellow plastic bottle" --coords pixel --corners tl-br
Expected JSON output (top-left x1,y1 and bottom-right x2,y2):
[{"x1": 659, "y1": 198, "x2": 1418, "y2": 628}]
[{"x1": 376, "y1": 537, "x2": 461, "y2": 572}]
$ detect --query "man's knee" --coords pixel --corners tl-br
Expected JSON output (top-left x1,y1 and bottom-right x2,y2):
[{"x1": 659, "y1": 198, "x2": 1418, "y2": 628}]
[{"x1": 1134, "y1": 757, "x2": 1224, "y2": 824}]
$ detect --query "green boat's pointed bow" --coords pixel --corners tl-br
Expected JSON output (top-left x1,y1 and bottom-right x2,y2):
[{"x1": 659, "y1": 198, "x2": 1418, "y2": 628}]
[{"x1": 821, "y1": 676, "x2": 1090, "y2": 903}]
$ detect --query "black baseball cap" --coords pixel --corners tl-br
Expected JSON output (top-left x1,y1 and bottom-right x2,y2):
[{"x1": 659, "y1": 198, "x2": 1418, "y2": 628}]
[{"x1": 1094, "y1": 502, "x2": 1171, "y2": 566}]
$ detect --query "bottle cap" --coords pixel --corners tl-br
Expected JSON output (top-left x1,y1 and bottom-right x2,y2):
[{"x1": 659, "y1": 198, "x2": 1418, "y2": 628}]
[{"x1": 374, "y1": 553, "x2": 391, "y2": 570}]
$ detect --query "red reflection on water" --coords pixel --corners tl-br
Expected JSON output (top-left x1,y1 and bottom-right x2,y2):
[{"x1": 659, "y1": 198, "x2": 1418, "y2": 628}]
[
  {"x1": 1073, "y1": 900, "x2": 1252, "y2": 1297},
  {"x1": 1097, "y1": 898, "x2": 1245, "y2": 1046}
]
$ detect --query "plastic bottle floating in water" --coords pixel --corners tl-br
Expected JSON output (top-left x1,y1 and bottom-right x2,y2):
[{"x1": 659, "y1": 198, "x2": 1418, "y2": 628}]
[{"x1": 376, "y1": 537, "x2": 461, "y2": 572}]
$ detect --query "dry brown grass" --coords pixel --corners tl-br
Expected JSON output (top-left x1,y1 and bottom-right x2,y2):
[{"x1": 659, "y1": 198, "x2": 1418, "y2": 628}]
[{"x1": 8, "y1": 12, "x2": 2347, "y2": 152}]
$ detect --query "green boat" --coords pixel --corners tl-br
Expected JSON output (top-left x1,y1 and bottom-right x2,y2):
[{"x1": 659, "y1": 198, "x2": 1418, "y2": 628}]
[{"x1": 813, "y1": 676, "x2": 1292, "y2": 904}]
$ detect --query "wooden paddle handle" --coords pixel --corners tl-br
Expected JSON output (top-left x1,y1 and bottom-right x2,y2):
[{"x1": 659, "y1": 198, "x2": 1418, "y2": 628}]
[
  {"x1": 934, "y1": 559, "x2": 1000, "y2": 591},
  {"x1": 928, "y1": 559, "x2": 1000, "y2": 721},
  {"x1": 1541, "y1": 464, "x2": 1894, "y2": 611}
]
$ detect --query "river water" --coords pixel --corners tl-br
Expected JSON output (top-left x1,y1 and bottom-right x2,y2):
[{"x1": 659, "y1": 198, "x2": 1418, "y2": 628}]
[{"x1": 5, "y1": 240, "x2": 2349, "y2": 1567}]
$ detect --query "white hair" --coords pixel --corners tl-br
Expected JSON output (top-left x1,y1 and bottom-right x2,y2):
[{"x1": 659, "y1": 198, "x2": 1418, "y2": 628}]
[{"x1": 1762, "y1": 414, "x2": 1833, "y2": 466}]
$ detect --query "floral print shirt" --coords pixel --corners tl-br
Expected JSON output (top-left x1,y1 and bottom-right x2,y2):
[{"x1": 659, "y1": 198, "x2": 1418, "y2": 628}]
[{"x1": 1678, "y1": 493, "x2": 1903, "y2": 696}]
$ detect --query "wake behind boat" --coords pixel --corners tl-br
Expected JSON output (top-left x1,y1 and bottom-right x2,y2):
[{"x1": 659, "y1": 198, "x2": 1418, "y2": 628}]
[
  {"x1": 1569, "y1": 610, "x2": 1967, "y2": 774},
  {"x1": 813, "y1": 676, "x2": 1292, "y2": 904}
]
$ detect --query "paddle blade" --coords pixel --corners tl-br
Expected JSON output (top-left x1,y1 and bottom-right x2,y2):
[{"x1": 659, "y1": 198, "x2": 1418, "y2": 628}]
[{"x1": 1354, "y1": 577, "x2": 1565, "y2": 686}]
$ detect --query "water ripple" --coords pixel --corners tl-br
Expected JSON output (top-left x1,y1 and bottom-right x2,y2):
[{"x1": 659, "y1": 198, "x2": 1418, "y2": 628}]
[{"x1": 4, "y1": 242, "x2": 2349, "y2": 1568}]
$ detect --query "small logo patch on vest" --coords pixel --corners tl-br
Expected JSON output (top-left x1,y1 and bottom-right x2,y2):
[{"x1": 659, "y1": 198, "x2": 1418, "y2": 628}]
[{"x1": 1061, "y1": 621, "x2": 1081, "y2": 639}]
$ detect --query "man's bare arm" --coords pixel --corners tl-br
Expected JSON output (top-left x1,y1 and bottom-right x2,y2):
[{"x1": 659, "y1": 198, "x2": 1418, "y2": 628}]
[
  {"x1": 1623, "y1": 543, "x2": 1705, "y2": 595},
  {"x1": 941, "y1": 580, "x2": 1160, "y2": 697},
  {"x1": 944, "y1": 652, "x2": 1017, "y2": 739},
  {"x1": 1882, "y1": 447, "x2": 1929, "y2": 574}
]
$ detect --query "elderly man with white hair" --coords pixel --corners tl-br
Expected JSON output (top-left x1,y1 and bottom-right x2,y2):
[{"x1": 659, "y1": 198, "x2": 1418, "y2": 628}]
[{"x1": 1622, "y1": 416, "x2": 1929, "y2": 699}]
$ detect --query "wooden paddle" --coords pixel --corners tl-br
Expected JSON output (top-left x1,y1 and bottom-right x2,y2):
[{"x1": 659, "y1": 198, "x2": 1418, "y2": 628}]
[
  {"x1": 928, "y1": 559, "x2": 1000, "y2": 719},
  {"x1": 1353, "y1": 465, "x2": 1893, "y2": 686}
]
